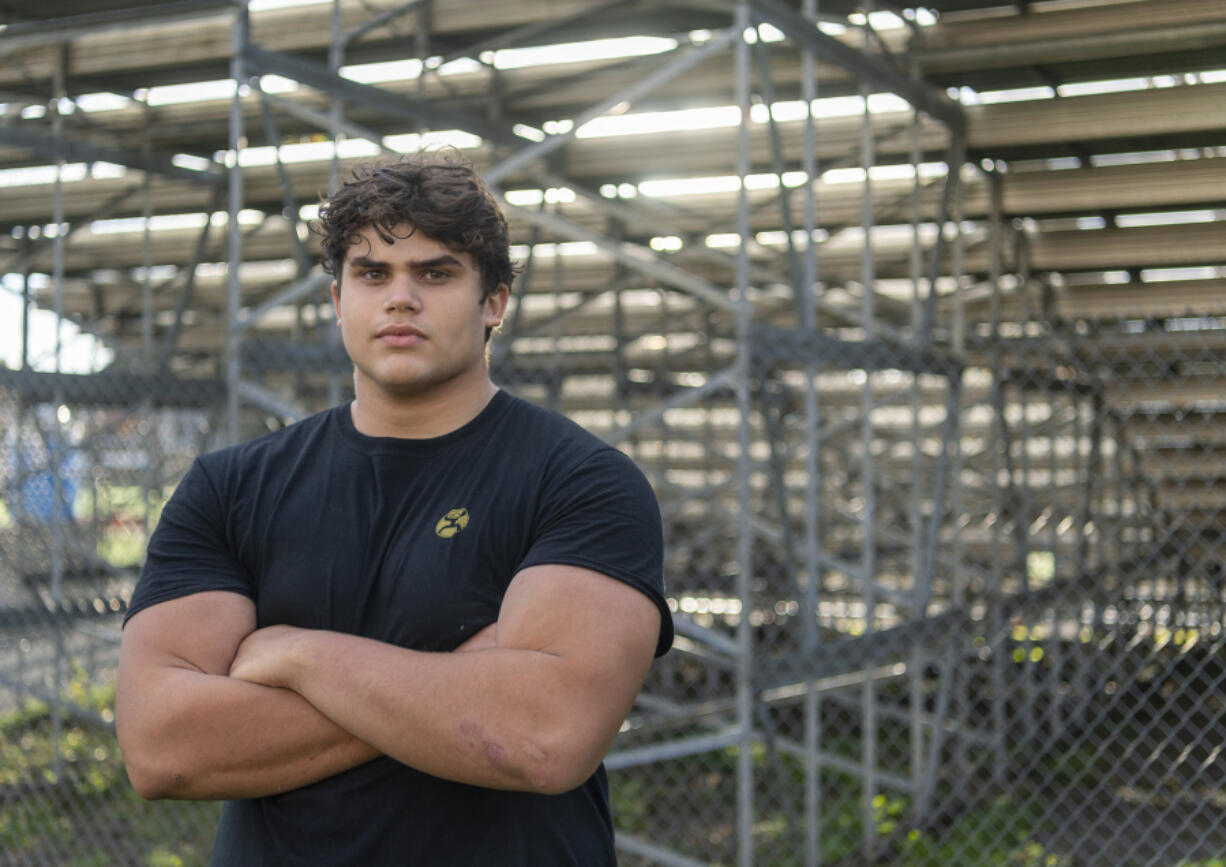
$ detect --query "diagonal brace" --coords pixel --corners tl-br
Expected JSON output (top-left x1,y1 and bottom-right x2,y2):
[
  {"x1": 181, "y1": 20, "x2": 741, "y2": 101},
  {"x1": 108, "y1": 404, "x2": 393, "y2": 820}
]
[
  {"x1": 749, "y1": 0, "x2": 965, "y2": 134},
  {"x1": 243, "y1": 45, "x2": 512, "y2": 147},
  {"x1": 502, "y1": 201, "x2": 734, "y2": 312}
]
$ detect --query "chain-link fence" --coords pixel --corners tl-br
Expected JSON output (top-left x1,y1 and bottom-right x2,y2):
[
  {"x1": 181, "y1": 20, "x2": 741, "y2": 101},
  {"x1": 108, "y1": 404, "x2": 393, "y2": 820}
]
[
  {"x1": 1, "y1": 394, "x2": 222, "y2": 865},
  {"x1": 4, "y1": 2, "x2": 1226, "y2": 866},
  {"x1": 5, "y1": 248, "x2": 1224, "y2": 867}
]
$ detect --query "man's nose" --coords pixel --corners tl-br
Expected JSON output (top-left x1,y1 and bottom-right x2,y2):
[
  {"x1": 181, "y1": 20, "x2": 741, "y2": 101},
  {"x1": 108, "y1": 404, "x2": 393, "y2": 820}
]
[{"x1": 384, "y1": 275, "x2": 420, "y2": 311}]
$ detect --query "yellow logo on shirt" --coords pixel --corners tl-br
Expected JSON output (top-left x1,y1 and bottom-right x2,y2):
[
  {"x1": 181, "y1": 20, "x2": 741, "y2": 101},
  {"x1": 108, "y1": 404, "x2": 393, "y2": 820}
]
[{"x1": 435, "y1": 508, "x2": 470, "y2": 538}]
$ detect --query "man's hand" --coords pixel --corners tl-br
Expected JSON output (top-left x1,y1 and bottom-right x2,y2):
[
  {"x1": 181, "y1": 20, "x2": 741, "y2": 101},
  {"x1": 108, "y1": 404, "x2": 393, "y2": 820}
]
[
  {"x1": 224, "y1": 565, "x2": 659, "y2": 795},
  {"x1": 116, "y1": 592, "x2": 379, "y2": 801},
  {"x1": 229, "y1": 624, "x2": 303, "y2": 689},
  {"x1": 230, "y1": 621, "x2": 499, "y2": 689}
]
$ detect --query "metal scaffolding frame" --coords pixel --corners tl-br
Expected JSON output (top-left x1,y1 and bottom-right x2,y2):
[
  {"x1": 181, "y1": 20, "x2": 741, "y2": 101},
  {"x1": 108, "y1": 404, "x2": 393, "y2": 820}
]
[{"x1": 3, "y1": 1, "x2": 1226, "y2": 865}]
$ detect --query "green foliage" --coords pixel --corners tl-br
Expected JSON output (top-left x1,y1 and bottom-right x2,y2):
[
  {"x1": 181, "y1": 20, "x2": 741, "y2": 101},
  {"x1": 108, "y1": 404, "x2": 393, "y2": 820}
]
[
  {"x1": 608, "y1": 734, "x2": 1103, "y2": 866},
  {"x1": 0, "y1": 663, "x2": 217, "y2": 866},
  {"x1": 86, "y1": 483, "x2": 166, "y2": 567},
  {"x1": 898, "y1": 796, "x2": 1071, "y2": 866}
]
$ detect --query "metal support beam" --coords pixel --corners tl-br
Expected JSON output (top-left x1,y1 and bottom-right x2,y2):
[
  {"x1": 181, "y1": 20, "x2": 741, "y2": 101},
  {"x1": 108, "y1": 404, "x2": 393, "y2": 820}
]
[
  {"x1": 0, "y1": 369, "x2": 225, "y2": 407},
  {"x1": 159, "y1": 183, "x2": 226, "y2": 369},
  {"x1": 920, "y1": 136, "x2": 967, "y2": 346},
  {"x1": 732, "y1": 9, "x2": 755, "y2": 867},
  {"x1": 0, "y1": 125, "x2": 223, "y2": 186},
  {"x1": 240, "y1": 340, "x2": 350, "y2": 373},
  {"x1": 606, "y1": 728, "x2": 744, "y2": 771},
  {"x1": 752, "y1": 326, "x2": 965, "y2": 377},
  {"x1": 2, "y1": 183, "x2": 143, "y2": 275},
  {"x1": 749, "y1": 0, "x2": 966, "y2": 134},
  {"x1": 435, "y1": 0, "x2": 637, "y2": 69},
  {"x1": 237, "y1": 379, "x2": 307, "y2": 422},
  {"x1": 238, "y1": 272, "x2": 332, "y2": 333},
  {"x1": 500, "y1": 201, "x2": 735, "y2": 311},
  {"x1": 243, "y1": 44, "x2": 511, "y2": 147},
  {"x1": 342, "y1": 0, "x2": 429, "y2": 47},
  {"x1": 484, "y1": 28, "x2": 738, "y2": 185},
  {"x1": 0, "y1": 0, "x2": 233, "y2": 53},
  {"x1": 604, "y1": 365, "x2": 740, "y2": 445},
  {"x1": 750, "y1": 32, "x2": 803, "y2": 302},
  {"x1": 227, "y1": 2, "x2": 250, "y2": 445},
  {"x1": 672, "y1": 612, "x2": 742, "y2": 659},
  {"x1": 260, "y1": 91, "x2": 397, "y2": 155},
  {"x1": 254, "y1": 85, "x2": 312, "y2": 274}
]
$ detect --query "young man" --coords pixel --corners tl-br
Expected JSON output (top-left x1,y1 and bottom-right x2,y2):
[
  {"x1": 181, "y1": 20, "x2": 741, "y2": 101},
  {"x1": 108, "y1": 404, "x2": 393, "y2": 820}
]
[{"x1": 116, "y1": 155, "x2": 672, "y2": 865}]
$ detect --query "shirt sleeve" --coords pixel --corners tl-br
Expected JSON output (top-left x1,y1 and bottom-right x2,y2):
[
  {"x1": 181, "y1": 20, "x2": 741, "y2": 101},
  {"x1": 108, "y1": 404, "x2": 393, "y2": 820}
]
[
  {"x1": 123, "y1": 457, "x2": 255, "y2": 625},
  {"x1": 518, "y1": 447, "x2": 673, "y2": 657}
]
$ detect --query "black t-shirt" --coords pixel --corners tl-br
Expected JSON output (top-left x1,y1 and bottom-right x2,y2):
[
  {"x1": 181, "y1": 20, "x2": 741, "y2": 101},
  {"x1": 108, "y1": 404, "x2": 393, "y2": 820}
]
[{"x1": 125, "y1": 390, "x2": 672, "y2": 866}]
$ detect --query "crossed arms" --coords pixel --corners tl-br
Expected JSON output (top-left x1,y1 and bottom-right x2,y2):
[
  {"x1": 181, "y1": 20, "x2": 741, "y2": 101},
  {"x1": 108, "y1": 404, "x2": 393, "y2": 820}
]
[{"x1": 116, "y1": 563, "x2": 660, "y2": 800}]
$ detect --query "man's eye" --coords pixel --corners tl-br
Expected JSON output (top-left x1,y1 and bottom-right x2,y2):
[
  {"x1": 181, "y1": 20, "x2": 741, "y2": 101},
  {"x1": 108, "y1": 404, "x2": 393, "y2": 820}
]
[{"x1": 424, "y1": 269, "x2": 450, "y2": 281}]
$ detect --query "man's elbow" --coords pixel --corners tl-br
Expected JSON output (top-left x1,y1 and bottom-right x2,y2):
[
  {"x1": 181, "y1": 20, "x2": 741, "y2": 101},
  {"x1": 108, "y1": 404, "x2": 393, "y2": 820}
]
[
  {"x1": 515, "y1": 731, "x2": 607, "y2": 796},
  {"x1": 118, "y1": 726, "x2": 191, "y2": 800},
  {"x1": 527, "y1": 762, "x2": 600, "y2": 797},
  {"x1": 122, "y1": 753, "x2": 181, "y2": 800}
]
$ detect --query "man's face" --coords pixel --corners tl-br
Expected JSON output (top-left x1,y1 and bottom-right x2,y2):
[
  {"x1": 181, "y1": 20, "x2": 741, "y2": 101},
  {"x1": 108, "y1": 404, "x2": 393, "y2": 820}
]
[{"x1": 331, "y1": 223, "x2": 508, "y2": 401}]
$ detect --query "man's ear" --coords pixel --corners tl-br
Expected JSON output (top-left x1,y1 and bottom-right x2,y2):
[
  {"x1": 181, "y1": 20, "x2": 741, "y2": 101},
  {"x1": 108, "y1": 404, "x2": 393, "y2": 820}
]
[
  {"x1": 330, "y1": 279, "x2": 341, "y2": 325},
  {"x1": 484, "y1": 284, "x2": 510, "y2": 328}
]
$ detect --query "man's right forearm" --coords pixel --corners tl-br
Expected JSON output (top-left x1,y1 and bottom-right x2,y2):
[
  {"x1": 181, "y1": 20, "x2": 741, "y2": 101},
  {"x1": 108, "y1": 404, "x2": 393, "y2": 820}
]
[
  {"x1": 117, "y1": 592, "x2": 493, "y2": 801},
  {"x1": 117, "y1": 665, "x2": 378, "y2": 800}
]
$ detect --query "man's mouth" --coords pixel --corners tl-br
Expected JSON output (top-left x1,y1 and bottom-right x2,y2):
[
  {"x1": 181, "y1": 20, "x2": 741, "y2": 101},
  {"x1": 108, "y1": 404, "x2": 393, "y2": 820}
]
[{"x1": 376, "y1": 324, "x2": 426, "y2": 346}]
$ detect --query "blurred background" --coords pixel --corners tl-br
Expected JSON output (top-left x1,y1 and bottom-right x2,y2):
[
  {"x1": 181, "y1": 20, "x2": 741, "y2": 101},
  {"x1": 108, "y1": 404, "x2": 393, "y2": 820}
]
[{"x1": 2, "y1": 1, "x2": 1225, "y2": 864}]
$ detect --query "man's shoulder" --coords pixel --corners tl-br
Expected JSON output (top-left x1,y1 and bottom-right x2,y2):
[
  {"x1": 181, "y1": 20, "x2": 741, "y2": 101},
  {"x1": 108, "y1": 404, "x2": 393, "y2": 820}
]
[
  {"x1": 195, "y1": 405, "x2": 340, "y2": 476},
  {"x1": 498, "y1": 392, "x2": 616, "y2": 465},
  {"x1": 497, "y1": 392, "x2": 648, "y2": 489}
]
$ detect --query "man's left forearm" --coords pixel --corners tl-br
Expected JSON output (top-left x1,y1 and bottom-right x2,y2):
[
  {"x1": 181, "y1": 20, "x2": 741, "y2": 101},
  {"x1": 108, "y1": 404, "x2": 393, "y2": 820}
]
[
  {"x1": 232, "y1": 627, "x2": 605, "y2": 794},
  {"x1": 229, "y1": 564, "x2": 659, "y2": 795}
]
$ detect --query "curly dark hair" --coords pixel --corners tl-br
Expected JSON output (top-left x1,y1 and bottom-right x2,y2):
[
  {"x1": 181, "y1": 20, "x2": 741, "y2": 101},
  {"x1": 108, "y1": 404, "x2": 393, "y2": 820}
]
[{"x1": 315, "y1": 153, "x2": 515, "y2": 301}]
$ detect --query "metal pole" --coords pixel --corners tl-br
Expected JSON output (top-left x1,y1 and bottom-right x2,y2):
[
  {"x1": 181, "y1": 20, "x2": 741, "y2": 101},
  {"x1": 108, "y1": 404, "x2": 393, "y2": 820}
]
[
  {"x1": 227, "y1": 1, "x2": 249, "y2": 445},
  {"x1": 907, "y1": 99, "x2": 926, "y2": 811},
  {"x1": 16, "y1": 261, "x2": 31, "y2": 669},
  {"x1": 751, "y1": 32, "x2": 802, "y2": 299},
  {"x1": 50, "y1": 45, "x2": 67, "y2": 780},
  {"x1": 987, "y1": 168, "x2": 1007, "y2": 783},
  {"x1": 548, "y1": 232, "x2": 564, "y2": 412},
  {"x1": 20, "y1": 255, "x2": 31, "y2": 370},
  {"x1": 950, "y1": 142, "x2": 970, "y2": 779},
  {"x1": 1014, "y1": 230, "x2": 1038, "y2": 752},
  {"x1": 733, "y1": 7, "x2": 755, "y2": 866},
  {"x1": 141, "y1": 121, "x2": 156, "y2": 542},
  {"x1": 952, "y1": 158, "x2": 967, "y2": 361},
  {"x1": 609, "y1": 220, "x2": 628, "y2": 430},
  {"x1": 1047, "y1": 384, "x2": 1063, "y2": 737},
  {"x1": 858, "y1": 8, "x2": 879, "y2": 854},
  {"x1": 141, "y1": 141, "x2": 155, "y2": 369},
  {"x1": 800, "y1": 3, "x2": 822, "y2": 863},
  {"x1": 326, "y1": 0, "x2": 345, "y2": 407},
  {"x1": 414, "y1": 1, "x2": 430, "y2": 98},
  {"x1": 329, "y1": 0, "x2": 344, "y2": 195}
]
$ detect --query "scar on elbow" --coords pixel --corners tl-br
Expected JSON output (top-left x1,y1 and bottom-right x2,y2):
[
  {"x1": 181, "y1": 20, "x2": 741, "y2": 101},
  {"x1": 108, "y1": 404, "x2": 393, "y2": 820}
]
[{"x1": 458, "y1": 720, "x2": 511, "y2": 771}]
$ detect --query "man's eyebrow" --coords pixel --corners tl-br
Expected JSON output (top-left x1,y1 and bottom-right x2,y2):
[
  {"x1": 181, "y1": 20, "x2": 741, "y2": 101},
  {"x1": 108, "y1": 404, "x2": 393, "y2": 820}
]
[
  {"x1": 345, "y1": 254, "x2": 465, "y2": 270},
  {"x1": 411, "y1": 254, "x2": 465, "y2": 270}
]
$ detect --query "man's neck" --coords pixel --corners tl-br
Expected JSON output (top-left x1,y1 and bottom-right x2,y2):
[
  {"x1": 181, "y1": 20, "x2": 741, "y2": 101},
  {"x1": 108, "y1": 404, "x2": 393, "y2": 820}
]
[{"x1": 349, "y1": 375, "x2": 499, "y2": 440}]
